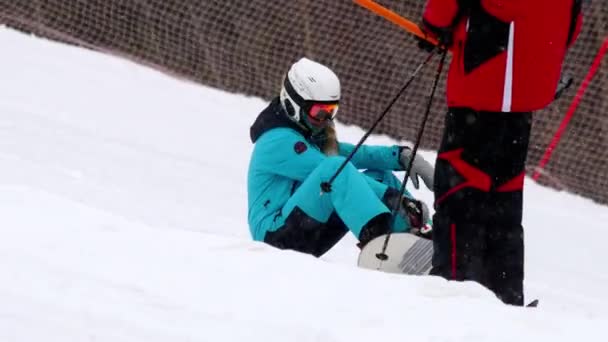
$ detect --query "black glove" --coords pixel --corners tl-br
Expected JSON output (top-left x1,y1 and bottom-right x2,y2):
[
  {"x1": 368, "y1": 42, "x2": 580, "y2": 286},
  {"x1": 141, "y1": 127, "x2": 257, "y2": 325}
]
[
  {"x1": 416, "y1": 36, "x2": 437, "y2": 53},
  {"x1": 417, "y1": 21, "x2": 453, "y2": 52},
  {"x1": 402, "y1": 197, "x2": 433, "y2": 240}
]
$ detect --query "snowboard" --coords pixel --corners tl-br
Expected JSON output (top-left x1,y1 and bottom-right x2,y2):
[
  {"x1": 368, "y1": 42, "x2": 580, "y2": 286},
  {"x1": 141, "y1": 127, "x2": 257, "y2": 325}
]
[{"x1": 357, "y1": 232, "x2": 433, "y2": 275}]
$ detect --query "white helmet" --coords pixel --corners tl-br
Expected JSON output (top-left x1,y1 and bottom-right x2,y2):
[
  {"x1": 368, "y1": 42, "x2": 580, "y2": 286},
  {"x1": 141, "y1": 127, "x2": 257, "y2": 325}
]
[{"x1": 280, "y1": 57, "x2": 340, "y2": 131}]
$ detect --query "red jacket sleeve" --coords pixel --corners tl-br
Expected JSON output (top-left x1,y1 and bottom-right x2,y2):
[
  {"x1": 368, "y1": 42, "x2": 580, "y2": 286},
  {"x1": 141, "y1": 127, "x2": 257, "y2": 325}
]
[{"x1": 422, "y1": 0, "x2": 460, "y2": 30}]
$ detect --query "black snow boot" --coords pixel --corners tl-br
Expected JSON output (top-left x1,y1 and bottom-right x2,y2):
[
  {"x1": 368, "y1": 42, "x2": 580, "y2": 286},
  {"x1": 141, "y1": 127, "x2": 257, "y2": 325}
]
[{"x1": 357, "y1": 213, "x2": 392, "y2": 249}]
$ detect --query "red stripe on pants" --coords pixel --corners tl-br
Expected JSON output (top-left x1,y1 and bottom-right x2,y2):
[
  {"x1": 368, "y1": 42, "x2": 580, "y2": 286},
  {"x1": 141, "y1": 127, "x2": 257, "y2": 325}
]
[{"x1": 450, "y1": 223, "x2": 457, "y2": 279}]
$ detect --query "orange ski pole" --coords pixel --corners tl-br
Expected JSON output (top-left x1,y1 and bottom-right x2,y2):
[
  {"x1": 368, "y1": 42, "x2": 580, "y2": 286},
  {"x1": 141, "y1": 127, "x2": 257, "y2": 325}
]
[{"x1": 353, "y1": 0, "x2": 440, "y2": 46}]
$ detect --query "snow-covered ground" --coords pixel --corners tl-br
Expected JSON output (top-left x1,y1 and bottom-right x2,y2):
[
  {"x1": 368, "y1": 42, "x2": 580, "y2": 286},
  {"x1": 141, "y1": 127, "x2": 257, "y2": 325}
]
[{"x1": 1, "y1": 27, "x2": 606, "y2": 341}]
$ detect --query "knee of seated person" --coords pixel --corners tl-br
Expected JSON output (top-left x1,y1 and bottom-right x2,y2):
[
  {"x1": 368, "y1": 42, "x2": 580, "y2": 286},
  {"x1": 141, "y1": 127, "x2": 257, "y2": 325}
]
[
  {"x1": 318, "y1": 156, "x2": 348, "y2": 173},
  {"x1": 365, "y1": 169, "x2": 401, "y2": 189},
  {"x1": 362, "y1": 169, "x2": 386, "y2": 182}
]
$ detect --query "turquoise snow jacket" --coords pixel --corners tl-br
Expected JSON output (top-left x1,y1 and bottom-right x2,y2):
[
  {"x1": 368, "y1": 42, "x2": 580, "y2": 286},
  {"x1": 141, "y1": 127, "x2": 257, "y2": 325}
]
[{"x1": 247, "y1": 98, "x2": 405, "y2": 241}]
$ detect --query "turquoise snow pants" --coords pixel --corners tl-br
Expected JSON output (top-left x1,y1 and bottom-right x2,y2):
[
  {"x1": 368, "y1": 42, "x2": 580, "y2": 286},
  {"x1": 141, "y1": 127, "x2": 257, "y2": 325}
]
[{"x1": 264, "y1": 156, "x2": 412, "y2": 256}]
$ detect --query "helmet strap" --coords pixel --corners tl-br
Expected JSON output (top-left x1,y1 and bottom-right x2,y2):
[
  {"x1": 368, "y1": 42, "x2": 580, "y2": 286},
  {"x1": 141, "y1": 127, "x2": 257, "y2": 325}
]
[
  {"x1": 280, "y1": 96, "x2": 313, "y2": 134},
  {"x1": 283, "y1": 77, "x2": 307, "y2": 107}
]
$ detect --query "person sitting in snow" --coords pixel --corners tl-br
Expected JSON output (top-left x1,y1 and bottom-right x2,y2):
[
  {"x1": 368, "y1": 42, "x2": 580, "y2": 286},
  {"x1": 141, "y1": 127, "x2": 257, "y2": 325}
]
[{"x1": 247, "y1": 57, "x2": 434, "y2": 257}]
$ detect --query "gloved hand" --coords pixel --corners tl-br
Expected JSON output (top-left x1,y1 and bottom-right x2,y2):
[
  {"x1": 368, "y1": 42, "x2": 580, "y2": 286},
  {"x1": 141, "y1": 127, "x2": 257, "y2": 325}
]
[
  {"x1": 399, "y1": 147, "x2": 434, "y2": 190},
  {"x1": 417, "y1": 24, "x2": 453, "y2": 52},
  {"x1": 402, "y1": 197, "x2": 433, "y2": 240},
  {"x1": 416, "y1": 36, "x2": 437, "y2": 53}
]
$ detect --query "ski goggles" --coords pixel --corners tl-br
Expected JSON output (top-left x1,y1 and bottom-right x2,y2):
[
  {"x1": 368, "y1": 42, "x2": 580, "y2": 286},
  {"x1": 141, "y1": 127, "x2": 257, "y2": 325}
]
[{"x1": 305, "y1": 102, "x2": 339, "y2": 126}]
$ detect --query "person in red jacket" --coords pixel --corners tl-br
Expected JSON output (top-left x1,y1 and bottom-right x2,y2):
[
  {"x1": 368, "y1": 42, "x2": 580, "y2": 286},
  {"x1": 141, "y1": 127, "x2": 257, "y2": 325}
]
[{"x1": 421, "y1": 0, "x2": 582, "y2": 305}]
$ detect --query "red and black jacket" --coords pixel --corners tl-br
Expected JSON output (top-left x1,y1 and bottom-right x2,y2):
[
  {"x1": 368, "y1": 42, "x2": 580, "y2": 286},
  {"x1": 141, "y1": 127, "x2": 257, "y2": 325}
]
[{"x1": 423, "y1": 0, "x2": 583, "y2": 112}]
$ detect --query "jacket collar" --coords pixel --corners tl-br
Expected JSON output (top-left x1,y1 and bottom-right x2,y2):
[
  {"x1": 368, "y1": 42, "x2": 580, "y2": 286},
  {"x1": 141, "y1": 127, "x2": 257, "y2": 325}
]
[{"x1": 250, "y1": 97, "x2": 311, "y2": 143}]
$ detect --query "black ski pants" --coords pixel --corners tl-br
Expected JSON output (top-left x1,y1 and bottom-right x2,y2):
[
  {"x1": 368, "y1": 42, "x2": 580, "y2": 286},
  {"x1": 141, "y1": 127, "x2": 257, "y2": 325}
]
[
  {"x1": 430, "y1": 108, "x2": 532, "y2": 306},
  {"x1": 264, "y1": 207, "x2": 350, "y2": 257},
  {"x1": 264, "y1": 187, "x2": 405, "y2": 257}
]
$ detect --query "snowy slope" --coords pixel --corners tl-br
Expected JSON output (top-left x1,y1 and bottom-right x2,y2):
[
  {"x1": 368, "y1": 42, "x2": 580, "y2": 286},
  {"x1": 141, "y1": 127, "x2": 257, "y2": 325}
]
[{"x1": 1, "y1": 27, "x2": 607, "y2": 341}]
